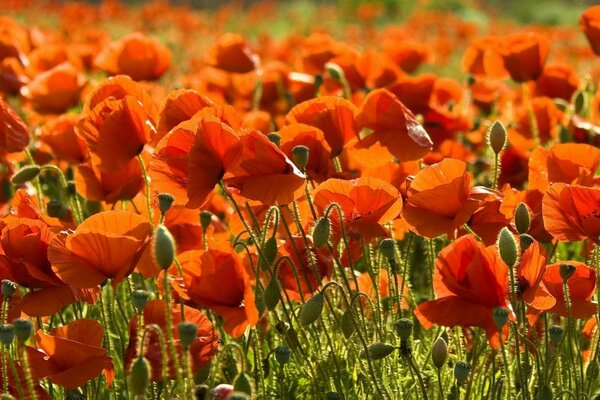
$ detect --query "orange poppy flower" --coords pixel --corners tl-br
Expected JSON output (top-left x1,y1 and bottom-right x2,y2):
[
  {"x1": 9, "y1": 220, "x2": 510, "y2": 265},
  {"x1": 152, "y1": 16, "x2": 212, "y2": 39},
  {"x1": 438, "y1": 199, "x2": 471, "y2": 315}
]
[
  {"x1": 124, "y1": 299, "x2": 219, "y2": 382},
  {"x1": 461, "y1": 36, "x2": 507, "y2": 79},
  {"x1": 176, "y1": 247, "x2": 259, "y2": 338},
  {"x1": 0, "y1": 56, "x2": 29, "y2": 94},
  {"x1": 512, "y1": 96, "x2": 562, "y2": 145},
  {"x1": 386, "y1": 73, "x2": 436, "y2": 115},
  {"x1": 29, "y1": 319, "x2": 114, "y2": 389},
  {"x1": 150, "y1": 112, "x2": 243, "y2": 208},
  {"x1": 299, "y1": 33, "x2": 351, "y2": 75},
  {"x1": 83, "y1": 75, "x2": 157, "y2": 118},
  {"x1": 0, "y1": 216, "x2": 98, "y2": 316},
  {"x1": 528, "y1": 143, "x2": 600, "y2": 192},
  {"x1": 48, "y1": 210, "x2": 152, "y2": 288},
  {"x1": 463, "y1": 193, "x2": 509, "y2": 246},
  {"x1": 500, "y1": 186, "x2": 551, "y2": 242},
  {"x1": 277, "y1": 235, "x2": 333, "y2": 301},
  {"x1": 0, "y1": 96, "x2": 29, "y2": 154},
  {"x1": 414, "y1": 235, "x2": 510, "y2": 349},
  {"x1": 7, "y1": 346, "x2": 51, "y2": 400},
  {"x1": 382, "y1": 39, "x2": 431, "y2": 73},
  {"x1": 94, "y1": 32, "x2": 172, "y2": 81},
  {"x1": 20, "y1": 62, "x2": 86, "y2": 113},
  {"x1": 580, "y1": 6, "x2": 600, "y2": 57},
  {"x1": 285, "y1": 96, "x2": 357, "y2": 157},
  {"x1": 543, "y1": 183, "x2": 600, "y2": 244},
  {"x1": 355, "y1": 88, "x2": 433, "y2": 162},
  {"x1": 312, "y1": 176, "x2": 403, "y2": 241},
  {"x1": 223, "y1": 130, "x2": 306, "y2": 205},
  {"x1": 278, "y1": 123, "x2": 333, "y2": 183},
  {"x1": 499, "y1": 32, "x2": 550, "y2": 83},
  {"x1": 204, "y1": 33, "x2": 258, "y2": 73},
  {"x1": 38, "y1": 114, "x2": 88, "y2": 164},
  {"x1": 542, "y1": 262, "x2": 597, "y2": 319},
  {"x1": 517, "y1": 241, "x2": 556, "y2": 323},
  {"x1": 403, "y1": 158, "x2": 494, "y2": 238},
  {"x1": 534, "y1": 63, "x2": 579, "y2": 101},
  {"x1": 75, "y1": 156, "x2": 145, "y2": 203}
]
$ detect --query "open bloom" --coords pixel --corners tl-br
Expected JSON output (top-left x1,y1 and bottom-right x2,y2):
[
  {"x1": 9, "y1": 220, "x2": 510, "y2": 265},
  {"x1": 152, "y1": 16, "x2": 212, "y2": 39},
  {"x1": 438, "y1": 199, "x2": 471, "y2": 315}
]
[
  {"x1": 204, "y1": 33, "x2": 258, "y2": 73},
  {"x1": 517, "y1": 241, "x2": 556, "y2": 323},
  {"x1": 542, "y1": 261, "x2": 597, "y2": 319},
  {"x1": 0, "y1": 96, "x2": 29, "y2": 154},
  {"x1": 580, "y1": 6, "x2": 600, "y2": 56},
  {"x1": 414, "y1": 235, "x2": 510, "y2": 348},
  {"x1": 499, "y1": 32, "x2": 550, "y2": 82}
]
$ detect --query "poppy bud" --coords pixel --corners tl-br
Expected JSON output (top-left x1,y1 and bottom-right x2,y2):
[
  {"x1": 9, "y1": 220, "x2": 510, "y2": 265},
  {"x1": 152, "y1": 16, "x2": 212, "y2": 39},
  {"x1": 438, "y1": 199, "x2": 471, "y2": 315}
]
[
  {"x1": 129, "y1": 356, "x2": 151, "y2": 396},
  {"x1": 153, "y1": 224, "x2": 175, "y2": 269},
  {"x1": 312, "y1": 217, "x2": 330, "y2": 248},
  {"x1": 267, "y1": 133, "x2": 281, "y2": 147},
  {"x1": 12, "y1": 318, "x2": 33, "y2": 343},
  {"x1": 11, "y1": 165, "x2": 41, "y2": 185},
  {"x1": 519, "y1": 234, "x2": 534, "y2": 251},
  {"x1": 549, "y1": 325, "x2": 564, "y2": 345},
  {"x1": 379, "y1": 238, "x2": 396, "y2": 262},
  {"x1": 261, "y1": 236, "x2": 278, "y2": 269},
  {"x1": 340, "y1": 309, "x2": 355, "y2": 339},
  {"x1": 1, "y1": 279, "x2": 17, "y2": 299},
  {"x1": 291, "y1": 145, "x2": 309, "y2": 171},
  {"x1": 178, "y1": 321, "x2": 198, "y2": 349},
  {"x1": 431, "y1": 337, "x2": 448, "y2": 369},
  {"x1": 454, "y1": 361, "x2": 471, "y2": 386},
  {"x1": 492, "y1": 307, "x2": 509, "y2": 331},
  {"x1": 132, "y1": 290, "x2": 151, "y2": 313},
  {"x1": 488, "y1": 121, "x2": 507, "y2": 155},
  {"x1": 359, "y1": 343, "x2": 395, "y2": 360},
  {"x1": 233, "y1": 372, "x2": 252, "y2": 395},
  {"x1": 194, "y1": 384, "x2": 209, "y2": 400},
  {"x1": 325, "y1": 62, "x2": 346, "y2": 84},
  {"x1": 325, "y1": 392, "x2": 343, "y2": 400},
  {"x1": 559, "y1": 263, "x2": 576, "y2": 282},
  {"x1": 274, "y1": 345, "x2": 291, "y2": 366},
  {"x1": 199, "y1": 211, "x2": 213, "y2": 231},
  {"x1": 264, "y1": 277, "x2": 281, "y2": 311},
  {"x1": 514, "y1": 203, "x2": 531, "y2": 234},
  {"x1": 158, "y1": 193, "x2": 174, "y2": 215},
  {"x1": 299, "y1": 292, "x2": 324, "y2": 326},
  {"x1": 0, "y1": 324, "x2": 14, "y2": 346},
  {"x1": 573, "y1": 91, "x2": 588, "y2": 117},
  {"x1": 394, "y1": 318, "x2": 413, "y2": 340},
  {"x1": 497, "y1": 227, "x2": 518, "y2": 267}
]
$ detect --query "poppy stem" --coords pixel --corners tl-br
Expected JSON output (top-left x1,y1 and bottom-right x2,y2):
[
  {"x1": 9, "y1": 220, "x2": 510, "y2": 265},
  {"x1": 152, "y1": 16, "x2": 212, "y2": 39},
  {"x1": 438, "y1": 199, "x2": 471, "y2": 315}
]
[
  {"x1": 492, "y1": 153, "x2": 500, "y2": 191},
  {"x1": 498, "y1": 330, "x2": 513, "y2": 400},
  {"x1": 162, "y1": 272, "x2": 184, "y2": 397},
  {"x1": 1, "y1": 344, "x2": 7, "y2": 394},
  {"x1": 24, "y1": 149, "x2": 45, "y2": 215},
  {"x1": 40, "y1": 164, "x2": 84, "y2": 224},
  {"x1": 17, "y1": 343, "x2": 37, "y2": 400}
]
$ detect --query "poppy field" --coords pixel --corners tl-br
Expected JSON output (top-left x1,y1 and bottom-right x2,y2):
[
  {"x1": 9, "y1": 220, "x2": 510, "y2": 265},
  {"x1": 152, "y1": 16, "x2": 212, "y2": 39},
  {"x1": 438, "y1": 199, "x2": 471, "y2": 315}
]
[{"x1": 1, "y1": 0, "x2": 600, "y2": 399}]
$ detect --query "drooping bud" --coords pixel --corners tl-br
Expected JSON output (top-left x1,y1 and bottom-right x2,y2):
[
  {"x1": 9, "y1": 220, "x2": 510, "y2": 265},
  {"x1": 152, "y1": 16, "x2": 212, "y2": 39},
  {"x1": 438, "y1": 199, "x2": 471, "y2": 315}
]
[
  {"x1": 559, "y1": 263, "x2": 576, "y2": 282},
  {"x1": 359, "y1": 343, "x2": 395, "y2": 360},
  {"x1": 394, "y1": 318, "x2": 413, "y2": 341},
  {"x1": 132, "y1": 290, "x2": 151, "y2": 313},
  {"x1": 0, "y1": 324, "x2": 14, "y2": 346},
  {"x1": 129, "y1": 356, "x2": 151, "y2": 396},
  {"x1": 199, "y1": 211, "x2": 213, "y2": 231},
  {"x1": 274, "y1": 346, "x2": 291, "y2": 366},
  {"x1": 454, "y1": 361, "x2": 471, "y2": 386},
  {"x1": 519, "y1": 234, "x2": 534, "y2": 252},
  {"x1": 1, "y1": 280, "x2": 17, "y2": 299},
  {"x1": 291, "y1": 145, "x2": 309, "y2": 171},
  {"x1": 299, "y1": 292, "x2": 324, "y2": 326},
  {"x1": 178, "y1": 321, "x2": 198, "y2": 349},
  {"x1": 431, "y1": 337, "x2": 448, "y2": 369},
  {"x1": 264, "y1": 277, "x2": 281, "y2": 311},
  {"x1": 379, "y1": 238, "x2": 396, "y2": 262},
  {"x1": 153, "y1": 224, "x2": 175, "y2": 269},
  {"x1": 549, "y1": 325, "x2": 564, "y2": 345},
  {"x1": 233, "y1": 372, "x2": 252, "y2": 395},
  {"x1": 260, "y1": 236, "x2": 278, "y2": 269},
  {"x1": 312, "y1": 217, "x2": 330, "y2": 248},
  {"x1": 492, "y1": 307, "x2": 509, "y2": 331},
  {"x1": 12, "y1": 318, "x2": 33, "y2": 343},
  {"x1": 158, "y1": 193, "x2": 175, "y2": 215},
  {"x1": 497, "y1": 227, "x2": 518, "y2": 267},
  {"x1": 340, "y1": 309, "x2": 355, "y2": 339},
  {"x1": 11, "y1": 165, "x2": 41, "y2": 185},
  {"x1": 514, "y1": 203, "x2": 531, "y2": 234},
  {"x1": 488, "y1": 121, "x2": 507, "y2": 155}
]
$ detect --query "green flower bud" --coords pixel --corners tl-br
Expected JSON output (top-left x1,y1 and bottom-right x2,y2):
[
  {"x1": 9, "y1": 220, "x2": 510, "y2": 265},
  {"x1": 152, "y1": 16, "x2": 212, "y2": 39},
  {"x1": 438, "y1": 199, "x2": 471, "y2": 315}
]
[
  {"x1": 312, "y1": 217, "x2": 330, "y2": 248},
  {"x1": 178, "y1": 321, "x2": 198, "y2": 349},
  {"x1": 559, "y1": 263, "x2": 576, "y2": 282},
  {"x1": 158, "y1": 193, "x2": 175, "y2": 215},
  {"x1": 12, "y1": 318, "x2": 33, "y2": 343},
  {"x1": 379, "y1": 238, "x2": 396, "y2": 262},
  {"x1": 519, "y1": 234, "x2": 534, "y2": 251},
  {"x1": 299, "y1": 292, "x2": 324, "y2": 326},
  {"x1": 360, "y1": 343, "x2": 395, "y2": 360},
  {"x1": 274, "y1": 346, "x2": 291, "y2": 366},
  {"x1": 488, "y1": 121, "x2": 507, "y2": 155},
  {"x1": 394, "y1": 318, "x2": 413, "y2": 341},
  {"x1": 325, "y1": 62, "x2": 346, "y2": 83},
  {"x1": 1, "y1": 280, "x2": 17, "y2": 299},
  {"x1": 129, "y1": 356, "x2": 151, "y2": 396},
  {"x1": 267, "y1": 133, "x2": 281, "y2": 147},
  {"x1": 264, "y1": 277, "x2": 281, "y2": 311},
  {"x1": 11, "y1": 165, "x2": 41, "y2": 185},
  {"x1": 549, "y1": 325, "x2": 564, "y2": 345},
  {"x1": 454, "y1": 361, "x2": 471, "y2": 386},
  {"x1": 291, "y1": 145, "x2": 309, "y2": 171},
  {"x1": 573, "y1": 90, "x2": 588, "y2": 117},
  {"x1": 497, "y1": 227, "x2": 518, "y2": 267},
  {"x1": 431, "y1": 337, "x2": 448, "y2": 369},
  {"x1": 0, "y1": 324, "x2": 14, "y2": 346},
  {"x1": 514, "y1": 202, "x2": 531, "y2": 234},
  {"x1": 260, "y1": 236, "x2": 278, "y2": 269},
  {"x1": 492, "y1": 307, "x2": 509, "y2": 331},
  {"x1": 199, "y1": 211, "x2": 212, "y2": 231},
  {"x1": 153, "y1": 224, "x2": 175, "y2": 269},
  {"x1": 132, "y1": 290, "x2": 151, "y2": 313},
  {"x1": 340, "y1": 309, "x2": 355, "y2": 339},
  {"x1": 233, "y1": 372, "x2": 252, "y2": 395}
]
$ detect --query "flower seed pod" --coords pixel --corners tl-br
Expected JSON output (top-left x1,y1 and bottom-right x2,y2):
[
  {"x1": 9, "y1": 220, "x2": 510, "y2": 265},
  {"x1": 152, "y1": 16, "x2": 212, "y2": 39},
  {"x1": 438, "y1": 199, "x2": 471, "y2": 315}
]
[
  {"x1": 233, "y1": 372, "x2": 252, "y2": 395},
  {"x1": 559, "y1": 263, "x2": 576, "y2": 282},
  {"x1": 312, "y1": 217, "x2": 330, "y2": 248},
  {"x1": 431, "y1": 337, "x2": 448, "y2": 369},
  {"x1": 497, "y1": 227, "x2": 518, "y2": 267},
  {"x1": 379, "y1": 238, "x2": 396, "y2": 262},
  {"x1": 454, "y1": 361, "x2": 471, "y2": 386},
  {"x1": 299, "y1": 292, "x2": 324, "y2": 326},
  {"x1": 519, "y1": 234, "x2": 534, "y2": 252},
  {"x1": 264, "y1": 277, "x2": 281, "y2": 311},
  {"x1": 12, "y1": 318, "x2": 33, "y2": 343},
  {"x1": 0, "y1": 324, "x2": 14, "y2": 346},
  {"x1": 1, "y1": 280, "x2": 17, "y2": 299},
  {"x1": 488, "y1": 121, "x2": 507, "y2": 155},
  {"x1": 158, "y1": 193, "x2": 175, "y2": 215},
  {"x1": 11, "y1": 165, "x2": 41, "y2": 185},
  {"x1": 340, "y1": 309, "x2": 355, "y2": 339},
  {"x1": 291, "y1": 145, "x2": 309, "y2": 171},
  {"x1": 199, "y1": 211, "x2": 213, "y2": 231},
  {"x1": 514, "y1": 202, "x2": 531, "y2": 234},
  {"x1": 178, "y1": 321, "x2": 198, "y2": 349},
  {"x1": 267, "y1": 133, "x2": 281, "y2": 147},
  {"x1": 359, "y1": 343, "x2": 395, "y2": 360},
  {"x1": 132, "y1": 290, "x2": 151, "y2": 313},
  {"x1": 492, "y1": 307, "x2": 509, "y2": 331},
  {"x1": 153, "y1": 224, "x2": 175, "y2": 270},
  {"x1": 394, "y1": 318, "x2": 413, "y2": 341},
  {"x1": 129, "y1": 356, "x2": 151, "y2": 396},
  {"x1": 274, "y1": 346, "x2": 291, "y2": 366},
  {"x1": 549, "y1": 325, "x2": 564, "y2": 345}
]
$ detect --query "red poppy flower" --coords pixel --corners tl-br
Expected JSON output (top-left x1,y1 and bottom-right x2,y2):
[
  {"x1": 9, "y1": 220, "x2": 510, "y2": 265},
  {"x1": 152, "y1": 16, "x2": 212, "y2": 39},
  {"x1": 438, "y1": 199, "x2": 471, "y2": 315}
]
[
  {"x1": 278, "y1": 123, "x2": 333, "y2": 183},
  {"x1": 355, "y1": 88, "x2": 433, "y2": 162},
  {"x1": 0, "y1": 95, "x2": 29, "y2": 154},
  {"x1": 499, "y1": 32, "x2": 550, "y2": 83},
  {"x1": 38, "y1": 114, "x2": 88, "y2": 164},
  {"x1": 204, "y1": 33, "x2": 258, "y2": 73},
  {"x1": 512, "y1": 96, "x2": 562, "y2": 145},
  {"x1": 542, "y1": 262, "x2": 597, "y2": 319},
  {"x1": 382, "y1": 40, "x2": 431, "y2": 73},
  {"x1": 75, "y1": 156, "x2": 145, "y2": 203},
  {"x1": 414, "y1": 235, "x2": 510, "y2": 349},
  {"x1": 580, "y1": 6, "x2": 600, "y2": 57},
  {"x1": 285, "y1": 96, "x2": 357, "y2": 157},
  {"x1": 29, "y1": 319, "x2": 114, "y2": 389},
  {"x1": 94, "y1": 32, "x2": 172, "y2": 81},
  {"x1": 48, "y1": 210, "x2": 152, "y2": 288},
  {"x1": 83, "y1": 75, "x2": 157, "y2": 118},
  {"x1": 177, "y1": 247, "x2": 259, "y2": 337},
  {"x1": 386, "y1": 73, "x2": 436, "y2": 115},
  {"x1": 124, "y1": 299, "x2": 219, "y2": 382},
  {"x1": 517, "y1": 241, "x2": 555, "y2": 323},
  {"x1": 542, "y1": 183, "x2": 600, "y2": 243},
  {"x1": 534, "y1": 63, "x2": 579, "y2": 101},
  {"x1": 461, "y1": 36, "x2": 507, "y2": 79},
  {"x1": 312, "y1": 176, "x2": 402, "y2": 241},
  {"x1": 463, "y1": 193, "x2": 509, "y2": 246}
]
